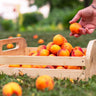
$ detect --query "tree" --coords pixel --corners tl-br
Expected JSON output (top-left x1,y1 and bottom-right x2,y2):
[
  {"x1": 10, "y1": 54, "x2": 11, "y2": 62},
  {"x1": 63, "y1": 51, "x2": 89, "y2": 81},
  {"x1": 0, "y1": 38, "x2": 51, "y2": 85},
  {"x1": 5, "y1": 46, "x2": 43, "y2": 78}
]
[{"x1": 33, "y1": 0, "x2": 83, "y2": 11}]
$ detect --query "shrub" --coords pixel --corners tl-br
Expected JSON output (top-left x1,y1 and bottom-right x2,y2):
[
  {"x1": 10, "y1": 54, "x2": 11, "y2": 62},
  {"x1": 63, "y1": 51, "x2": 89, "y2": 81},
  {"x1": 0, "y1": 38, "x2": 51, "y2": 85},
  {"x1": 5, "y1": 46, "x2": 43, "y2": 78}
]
[
  {"x1": 39, "y1": 8, "x2": 65, "y2": 25},
  {"x1": 22, "y1": 12, "x2": 44, "y2": 27},
  {"x1": 1, "y1": 19, "x2": 15, "y2": 31}
]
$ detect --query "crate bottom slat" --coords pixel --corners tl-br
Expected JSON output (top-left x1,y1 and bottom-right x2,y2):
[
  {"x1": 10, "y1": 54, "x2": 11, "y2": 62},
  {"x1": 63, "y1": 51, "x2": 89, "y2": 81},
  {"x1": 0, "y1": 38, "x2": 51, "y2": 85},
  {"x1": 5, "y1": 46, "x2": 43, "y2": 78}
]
[{"x1": 0, "y1": 65, "x2": 85, "y2": 80}]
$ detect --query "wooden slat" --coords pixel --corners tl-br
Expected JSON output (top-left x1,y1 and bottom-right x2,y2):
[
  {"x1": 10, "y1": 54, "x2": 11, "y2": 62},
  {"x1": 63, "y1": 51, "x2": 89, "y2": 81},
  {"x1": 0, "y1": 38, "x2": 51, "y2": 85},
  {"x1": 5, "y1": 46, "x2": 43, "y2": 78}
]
[
  {"x1": 0, "y1": 56, "x2": 85, "y2": 66},
  {"x1": 0, "y1": 65, "x2": 85, "y2": 80}
]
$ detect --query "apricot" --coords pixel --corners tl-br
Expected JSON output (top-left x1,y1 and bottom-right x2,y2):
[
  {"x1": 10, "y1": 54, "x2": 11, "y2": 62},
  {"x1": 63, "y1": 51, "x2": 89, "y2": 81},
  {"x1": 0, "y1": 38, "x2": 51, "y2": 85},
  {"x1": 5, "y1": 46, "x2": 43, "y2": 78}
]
[
  {"x1": 49, "y1": 54, "x2": 56, "y2": 56},
  {"x1": 56, "y1": 66, "x2": 64, "y2": 69},
  {"x1": 33, "y1": 34, "x2": 38, "y2": 39},
  {"x1": 32, "y1": 65, "x2": 43, "y2": 68},
  {"x1": 2, "y1": 82, "x2": 22, "y2": 96},
  {"x1": 37, "y1": 45, "x2": 46, "y2": 52},
  {"x1": 38, "y1": 49, "x2": 49, "y2": 56},
  {"x1": 21, "y1": 65, "x2": 32, "y2": 68},
  {"x1": 17, "y1": 34, "x2": 21, "y2": 37},
  {"x1": 71, "y1": 47, "x2": 84, "y2": 56},
  {"x1": 9, "y1": 64, "x2": 20, "y2": 67},
  {"x1": 7, "y1": 44, "x2": 14, "y2": 49},
  {"x1": 67, "y1": 66, "x2": 81, "y2": 69},
  {"x1": 57, "y1": 49, "x2": 70, "y2": 56},
  {"x1": 46, "y1": 42, "x2": 54, "y2": 52},
  {"x1": 53, "y1": 34, "x2": 67, "y2": 45},
  {"x1": 36, "y1": 75, "x2": 54, "y2": 91},
  {"x1": 8, "y1": 36, "x2": 13, "y2": 39},
  {"x1": 45, "y1": 65, "x2": 54, "y2": 69},
  {"x1": 61, "y1": 42, "x2": 73, "y2": 53},
  {"x1": 50, "y1": 44, "x2": 61, "y2": 55},
  {"x1": 69, "y1": 23, "x2": 82, "y2": 34},
  {"x1": 29, "y1": 50, "x2": 37, "y2": 56},
  {"x1": 38, "y1": 39, "x2": 44, "y2": 44}
]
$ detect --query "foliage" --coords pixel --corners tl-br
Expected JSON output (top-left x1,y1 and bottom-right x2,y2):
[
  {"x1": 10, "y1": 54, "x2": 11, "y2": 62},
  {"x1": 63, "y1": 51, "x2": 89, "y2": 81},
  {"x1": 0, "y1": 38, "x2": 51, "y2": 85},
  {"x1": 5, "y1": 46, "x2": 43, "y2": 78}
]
[
  {"x1": 34, "y1": 0, "x2": 83, "y2": 10},
  {"x1": 38, "y1": 8, "x2": 65, "y2": 25},
  {"x1": 1, "y1": 73, "x2": 96, "y2": 96},
  {"x1": 63, "y1": 6, "x2": 84, "y2": 29},
  {"x1": 22, "y1": 12, "x2": 44, "y2": 27},
  {"x1": 0, "y1": 19, "x2": 15, "y2": 31}
]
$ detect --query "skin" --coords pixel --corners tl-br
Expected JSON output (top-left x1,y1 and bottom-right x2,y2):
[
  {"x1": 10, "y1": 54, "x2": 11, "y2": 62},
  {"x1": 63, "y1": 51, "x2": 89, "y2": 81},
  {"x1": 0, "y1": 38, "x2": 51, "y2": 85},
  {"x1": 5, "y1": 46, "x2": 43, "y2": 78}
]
[{"x1": 69, "y1": 0, "x2": 96, "y2": 37}]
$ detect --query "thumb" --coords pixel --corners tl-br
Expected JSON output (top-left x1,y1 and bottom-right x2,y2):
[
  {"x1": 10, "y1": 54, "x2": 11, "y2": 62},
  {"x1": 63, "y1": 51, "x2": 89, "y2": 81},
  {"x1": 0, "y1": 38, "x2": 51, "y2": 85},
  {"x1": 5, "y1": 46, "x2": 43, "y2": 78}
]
[{"x1": 69, "y1": 10, "x2": 82, "y2": 24}]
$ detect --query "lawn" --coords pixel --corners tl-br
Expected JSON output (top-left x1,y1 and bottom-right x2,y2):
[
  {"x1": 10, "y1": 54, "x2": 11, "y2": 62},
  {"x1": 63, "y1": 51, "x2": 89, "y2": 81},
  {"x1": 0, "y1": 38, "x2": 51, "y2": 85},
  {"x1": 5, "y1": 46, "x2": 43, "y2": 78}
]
[{"x1": 0, "y1": 30, "x2": 96, "y2": 96}]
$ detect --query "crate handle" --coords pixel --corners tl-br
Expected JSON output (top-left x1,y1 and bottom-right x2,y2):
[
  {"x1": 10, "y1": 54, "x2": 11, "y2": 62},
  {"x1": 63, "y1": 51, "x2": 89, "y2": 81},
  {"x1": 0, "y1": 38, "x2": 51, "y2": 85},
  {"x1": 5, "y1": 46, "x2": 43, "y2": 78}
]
[
  {"x1": 85, "y1": 39, "x2": 96, "y2": 79},
  {"x1": 0, "y1": 37, "x2": 27, "y2": 55}
]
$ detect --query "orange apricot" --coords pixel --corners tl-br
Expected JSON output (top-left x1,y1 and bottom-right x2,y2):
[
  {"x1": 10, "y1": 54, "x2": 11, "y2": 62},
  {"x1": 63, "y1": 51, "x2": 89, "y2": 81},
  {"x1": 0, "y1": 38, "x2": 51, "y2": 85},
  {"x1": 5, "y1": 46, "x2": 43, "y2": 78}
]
[
  {"x1": 46, "y1": 42, "x2": 54, "y2": 52},
  {"x1": 37, "y1": 45, "x2": 46, "y2": 52},
  {"x1": 53, "y1": 34, "x2": 67, "y2": 45},
  {"x1": 7, "y1": 44, "x2": 14, "y2": 49},
  {"x1": 69, "y1": 23, "x2": 82, "y2": 34},
  {"x1": 21, "y1": 65, "x2": 32, "y2": 68},
  {"x1": 50, "y1": 44, "x2": 61, "y2": 55},
  {"x1": 38, "y1": 49, "x2": 49, "y2": 56},
  {"x1": 57, "y1": 49, "x2": 70, "y2": 56},
  {"x1": 61, "y1": 42, "x2": 73, "y2": 53},
  {"x1": 36, "y1": 75, "x2": 54, "y2": 91},
  {"x1": 29, "y1": 50, "x2": 37, "y2": 56},
  {"x1": 33, "y1": 34, "x2": 38, "y2": 39},
  {"x1": 3, "y1": 82, "x2": 22, "y2": 96},
  {"x1": 9, "y1": 64, "x2": 20, "y2": 67},
  {"x1": 38, "y1": 39, "x2": 44, "y2": 44}
]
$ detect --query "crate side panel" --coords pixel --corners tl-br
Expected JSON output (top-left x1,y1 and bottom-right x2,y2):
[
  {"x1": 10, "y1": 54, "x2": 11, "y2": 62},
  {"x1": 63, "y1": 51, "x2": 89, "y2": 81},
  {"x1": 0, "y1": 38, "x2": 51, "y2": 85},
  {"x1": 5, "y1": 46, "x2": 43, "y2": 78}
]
[
  {"x1": 0, "y1": 56, "x2": 85, "y2": 66},
  {"x1": 0, "y1": 65, "x2": 85, "y2": 80}
]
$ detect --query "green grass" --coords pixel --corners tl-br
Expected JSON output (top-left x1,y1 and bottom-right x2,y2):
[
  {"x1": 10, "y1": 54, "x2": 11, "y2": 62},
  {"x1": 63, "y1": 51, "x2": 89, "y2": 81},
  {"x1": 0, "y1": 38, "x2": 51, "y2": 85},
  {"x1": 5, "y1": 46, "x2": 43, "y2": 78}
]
[
  {"x1": 1, "y1": 30, "x2": 96, "y2": 47},
  {"x1": 0, "y1": 30, "x2": 96, "y2": 96}
]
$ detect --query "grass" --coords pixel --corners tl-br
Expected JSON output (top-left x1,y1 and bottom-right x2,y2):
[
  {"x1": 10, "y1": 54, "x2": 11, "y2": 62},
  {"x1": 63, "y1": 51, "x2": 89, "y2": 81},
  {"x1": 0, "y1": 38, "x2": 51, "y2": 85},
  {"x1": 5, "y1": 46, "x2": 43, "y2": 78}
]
[{"x1": 0, "y1": 29, "x2": 96, "y2": 96}]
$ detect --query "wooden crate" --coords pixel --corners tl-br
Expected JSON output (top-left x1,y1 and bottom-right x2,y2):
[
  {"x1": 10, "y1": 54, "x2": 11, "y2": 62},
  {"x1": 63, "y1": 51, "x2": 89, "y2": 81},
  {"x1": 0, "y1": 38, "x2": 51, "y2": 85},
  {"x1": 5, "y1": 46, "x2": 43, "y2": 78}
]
[{"x1": 0, "y1": 37, "x2": 96, "y2": 80}]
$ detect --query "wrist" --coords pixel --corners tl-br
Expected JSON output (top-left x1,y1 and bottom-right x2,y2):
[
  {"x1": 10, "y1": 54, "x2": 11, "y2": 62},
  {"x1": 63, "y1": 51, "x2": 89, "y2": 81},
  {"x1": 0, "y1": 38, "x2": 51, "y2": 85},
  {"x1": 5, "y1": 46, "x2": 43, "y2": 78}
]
[{"x1": 92, "y1": 0, "x2": 96, "y2": 5}]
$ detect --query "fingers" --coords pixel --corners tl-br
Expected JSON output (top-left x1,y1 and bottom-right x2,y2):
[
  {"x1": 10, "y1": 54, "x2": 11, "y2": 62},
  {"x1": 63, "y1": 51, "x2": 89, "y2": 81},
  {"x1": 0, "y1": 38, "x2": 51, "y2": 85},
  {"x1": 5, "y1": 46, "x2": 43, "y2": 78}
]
[
  {"x1": 69, "y1": 10, "x2": 82, "y2": 24},
  {"x1": 69, "y1": 28, "x2": 95, "y2": 38},
  {"x1": 69, "y1": 33, "x2": 81, "y2": 37},
  {"x1": 86, "y1": 29, "x2": 95, "y2": 34}
]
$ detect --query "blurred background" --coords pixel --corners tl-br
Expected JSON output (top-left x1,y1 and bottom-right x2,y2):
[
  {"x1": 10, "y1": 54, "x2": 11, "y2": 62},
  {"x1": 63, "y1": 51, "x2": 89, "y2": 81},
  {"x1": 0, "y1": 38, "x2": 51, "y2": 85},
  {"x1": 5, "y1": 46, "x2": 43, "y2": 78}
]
[{"x1": 0, "y1": 0, "x2": 92, "y2": 32}]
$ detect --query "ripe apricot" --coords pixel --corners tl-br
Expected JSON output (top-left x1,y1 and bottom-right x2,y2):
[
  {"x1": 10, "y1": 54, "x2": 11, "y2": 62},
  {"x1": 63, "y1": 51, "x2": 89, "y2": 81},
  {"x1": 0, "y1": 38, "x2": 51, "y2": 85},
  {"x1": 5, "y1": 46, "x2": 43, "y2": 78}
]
[
  {"x1": 49, "y1": 54, "x2": 55, "y2": 56},
  {"x1": 69, "y1": 23, "x2": 82, "y2": 34},
  {"x1": 71, "y1": 47, "x2": 84, "y2": 56},
  {"x1": 38, "y1": 39, "x2": 44, "y2": 44},
  {"x1": 17, "y1": 34, "x2": 21, "y2": 37},
  {"x1": 61, "y1": 42, "x2": 73, "y2": 53},
  {"x1": 38, "y1": 49, "x2": 49, "y2": 56},
  {"x1": 50, "y1": 44, "x2": 61, "y2": 55},
  {"x1": 36, "y1": 75, "x2": 54, "y2": 91},
  {"x1": 21, "y1": 65, "x2": 32, "y2": 68},
  {"x1": 33, "y1": 34, "x2": 38, "y2": 39},
  {"x1": 9, "y1": 64, "x2": 20, "y2": 67},
  {"x1": 46, "y1": 42, "x2": 54, "y2": 52},
  {"x1": 3, "y1": 82, "x2": 22, "y2": 96},
  {"x1": 56, "y1": 66, "x2": 64, "y2": 69},
  {"x1": 57, "y1": 49, "x2": 70, "y2": 56},
  {"x1": 53, "y1": 34, "x2": 67, "y2": 45},
  {"x1": 67, "y1": 66, "x2": 81, "y2": 69},
  {"x1": 8, "y1": 36, "x2": 13, "y2": 39},
  {"x1": 37, "y1": 45, "x2": 46, "y2": 52},
  {"x1": 7, "y1": 44, "x2": 14, "y2": 49},
  {"x1": 29, "y1": 50, "x2": 37, "y2": 56}
]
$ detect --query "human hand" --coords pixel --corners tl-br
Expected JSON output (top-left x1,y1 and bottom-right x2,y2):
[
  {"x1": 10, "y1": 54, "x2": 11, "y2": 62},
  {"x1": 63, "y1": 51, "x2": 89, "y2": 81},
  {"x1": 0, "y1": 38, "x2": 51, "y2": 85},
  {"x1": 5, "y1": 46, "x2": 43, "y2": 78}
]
[{"x1": 69, "y1": 5, "x2": 96, "y2": 37}]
